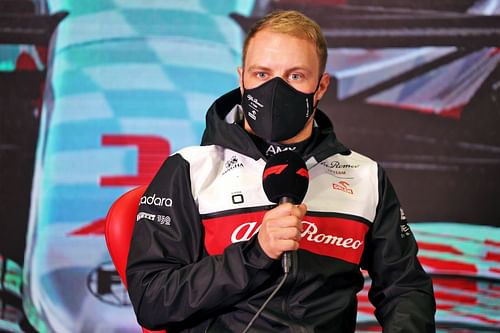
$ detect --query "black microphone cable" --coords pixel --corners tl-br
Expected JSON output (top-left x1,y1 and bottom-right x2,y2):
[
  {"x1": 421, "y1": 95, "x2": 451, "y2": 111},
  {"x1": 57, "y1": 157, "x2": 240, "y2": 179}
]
[
  {"x1": 241, "y1": 269, "x2": 289, "y2": 333},
  {"x1": 242, "y1": 151, "x2": 309, "y2": 332}
]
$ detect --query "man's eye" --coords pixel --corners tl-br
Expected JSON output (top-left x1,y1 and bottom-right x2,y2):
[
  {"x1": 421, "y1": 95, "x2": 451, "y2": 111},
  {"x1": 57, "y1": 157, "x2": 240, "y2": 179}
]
[
  {"x1": 290, "y1": 73, "x2": 302, "y2": 80},
  {"x1": 256, "y1": 72, "x2": 267, "y2": 79}
]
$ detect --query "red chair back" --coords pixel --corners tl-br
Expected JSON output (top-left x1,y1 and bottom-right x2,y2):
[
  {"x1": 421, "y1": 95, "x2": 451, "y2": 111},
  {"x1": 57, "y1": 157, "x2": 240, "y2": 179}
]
[{"x1": 105, "y1": 185, "x2": 166, "y2": 333}]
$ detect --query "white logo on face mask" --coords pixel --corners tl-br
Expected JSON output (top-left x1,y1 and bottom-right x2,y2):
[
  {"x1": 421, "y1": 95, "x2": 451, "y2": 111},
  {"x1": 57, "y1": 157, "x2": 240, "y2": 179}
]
[
  {"x1": 248, "y1": 111, "x2": 257, "y2": 120},
  {"x1": 246, "y1": 94, "x2": 262, "y2": 120},
  {"x1": 247, "y1": 94, "x2": 263, "y2": 108},
  {"x1": 140, "y1": 194, "x2": 173, "y2": 207}
]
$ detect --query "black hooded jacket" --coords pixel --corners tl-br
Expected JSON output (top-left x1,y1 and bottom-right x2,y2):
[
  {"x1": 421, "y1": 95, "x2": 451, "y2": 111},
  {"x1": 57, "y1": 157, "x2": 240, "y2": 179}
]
[{"x1": 126, "y1": 88, "x2": 436, "y2": 332}]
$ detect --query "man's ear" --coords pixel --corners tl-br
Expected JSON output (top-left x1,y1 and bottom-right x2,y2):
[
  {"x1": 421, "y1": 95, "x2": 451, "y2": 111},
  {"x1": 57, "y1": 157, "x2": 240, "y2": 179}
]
[
  {"x1": 237, "y1": 66, "x2": 244, "y2": 95},
  {"x1": 315, "y1": 73, "x2": 330, "y2": 102}
]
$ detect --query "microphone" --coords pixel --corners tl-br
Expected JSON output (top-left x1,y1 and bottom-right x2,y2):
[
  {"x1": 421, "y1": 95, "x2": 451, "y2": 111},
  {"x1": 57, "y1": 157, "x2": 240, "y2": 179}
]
[{"x1": 262, "y1": 150, "x2": 309, "y2": 273}]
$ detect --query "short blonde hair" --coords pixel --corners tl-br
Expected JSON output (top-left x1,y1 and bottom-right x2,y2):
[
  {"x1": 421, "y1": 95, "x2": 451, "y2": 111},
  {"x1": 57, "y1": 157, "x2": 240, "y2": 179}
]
[{"x1": 242, "y1": 10, "x2": 328, "y2": 74}]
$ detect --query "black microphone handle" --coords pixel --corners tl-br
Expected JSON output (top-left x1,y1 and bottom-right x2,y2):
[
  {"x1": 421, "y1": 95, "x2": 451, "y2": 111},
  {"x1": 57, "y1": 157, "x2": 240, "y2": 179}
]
[{"x1": 278, "y1": 196, "x2": 296, "y2": 273}]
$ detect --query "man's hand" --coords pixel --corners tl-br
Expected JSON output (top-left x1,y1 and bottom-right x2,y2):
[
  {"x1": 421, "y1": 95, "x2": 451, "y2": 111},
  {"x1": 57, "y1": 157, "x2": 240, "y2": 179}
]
[{"x1": 258, "y1": 203, "x2": 307, "y2": 259}]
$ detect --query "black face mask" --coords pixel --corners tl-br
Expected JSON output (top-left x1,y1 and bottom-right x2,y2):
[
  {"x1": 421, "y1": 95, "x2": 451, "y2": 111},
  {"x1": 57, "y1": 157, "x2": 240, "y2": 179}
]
[{"x1": 241, "y1": 77, "x2": 318, "y2": 142}]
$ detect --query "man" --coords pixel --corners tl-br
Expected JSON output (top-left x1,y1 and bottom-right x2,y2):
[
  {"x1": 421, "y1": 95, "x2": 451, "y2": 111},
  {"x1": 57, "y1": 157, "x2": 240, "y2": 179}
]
[{"x1": 126, "y1": 10, "x2": 436, "y2": 333}]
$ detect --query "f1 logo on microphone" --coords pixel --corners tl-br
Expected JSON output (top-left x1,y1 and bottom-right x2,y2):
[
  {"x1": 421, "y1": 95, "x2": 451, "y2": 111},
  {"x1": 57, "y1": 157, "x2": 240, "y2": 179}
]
[
  {"x1": 263, "y1": 164, "x2": 309, "y2": 180},
  {"x1": 263, "y1": 164, "x2": 287, "y2": 179}
]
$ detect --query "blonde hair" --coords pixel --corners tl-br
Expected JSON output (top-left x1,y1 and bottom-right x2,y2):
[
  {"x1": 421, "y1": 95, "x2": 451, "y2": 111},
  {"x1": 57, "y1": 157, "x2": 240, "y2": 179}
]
[{"x1": 242, "y1": 10, "x2": 328, "y2": 74}]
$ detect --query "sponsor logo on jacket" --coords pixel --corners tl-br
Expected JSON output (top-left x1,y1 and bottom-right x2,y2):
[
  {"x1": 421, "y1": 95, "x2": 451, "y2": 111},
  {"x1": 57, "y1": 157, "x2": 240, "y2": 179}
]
[
  {"x1": 137, "y1": 212, "x2": 156, "y2": 221},
  {"x1": 265, "y1": 145, "x2": 297, "y2": 157},
  {"x1": 321, "y1": 160, "x2": 360, "y2": 170},
  {"x1": 332, "y1": 181, "x2": 354, "y2": 194},
  {"x1": 230, "y1": 221, "x2": 363, "y2": 250},
  {"x1": 400, "y1": 224, "x2": 411, "y2": 238},
  {"x1": 222, "y1": 156, "x2": 244, "y2": 175},
  {"x1": 321, "y1": 160, "x2": 359, "y2": 179},
  {"x1": 203, "y1": 213, "x2": 369, "y2": 264},
  {"x1": 400, "y1": 208, "x2": 407, "y2": 221},
  {"x1": 137, "y1": 211, "x2": 171, "y2": 225},
  {"x1": 140, "y1": 194, "x2": 173, "y2": 207}
]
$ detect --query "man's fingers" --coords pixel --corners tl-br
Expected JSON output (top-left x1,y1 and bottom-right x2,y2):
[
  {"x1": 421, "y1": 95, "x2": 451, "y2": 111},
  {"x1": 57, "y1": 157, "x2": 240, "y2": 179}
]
[
  {"x1": 267, "y1": 226, "x2": 302, "y2": 242},
  {"x1": 257, "y1": 203, "x2": 308, "y2": 259},
  {"x1": 267, "y1": 215, "x2": 302, "y2": 228}
]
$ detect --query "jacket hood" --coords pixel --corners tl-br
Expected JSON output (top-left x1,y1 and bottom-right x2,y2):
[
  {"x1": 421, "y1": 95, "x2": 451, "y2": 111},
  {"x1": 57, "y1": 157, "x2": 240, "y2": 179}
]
[{"x1": 201, "y1": 88, "x2": 350, "y2": 162}]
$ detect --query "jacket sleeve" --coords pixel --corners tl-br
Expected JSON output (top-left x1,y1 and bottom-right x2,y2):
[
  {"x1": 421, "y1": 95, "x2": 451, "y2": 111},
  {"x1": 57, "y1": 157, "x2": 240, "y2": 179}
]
[
  {"x1": 125, "y1": 153, "x2": 277, "y2": 331},
  {"x1": 361, "y1": 166, "x2": 436, "y2": 332}
]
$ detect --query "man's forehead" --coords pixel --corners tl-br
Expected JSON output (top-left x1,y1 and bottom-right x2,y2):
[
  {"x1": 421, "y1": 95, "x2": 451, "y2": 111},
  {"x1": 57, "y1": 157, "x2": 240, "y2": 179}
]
[
  {"x1": 248, "y1": 29, "x2": 312, "y2": 47},
  {"x1": 245, "y1": 30, "x2": 320, "y2": 71}
]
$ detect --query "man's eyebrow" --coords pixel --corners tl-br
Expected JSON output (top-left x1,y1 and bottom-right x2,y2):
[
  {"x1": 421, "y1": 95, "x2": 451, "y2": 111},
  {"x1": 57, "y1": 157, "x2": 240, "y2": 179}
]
[
  {"x1": 246, "y1": 65, "x2": 272, "y2": 72},
  {"x1": 246, "y1": 65, "x2": 312, "y2": 74},
  {"x1": 287, "y1": 66, "x2": 312, "y2": 74}
]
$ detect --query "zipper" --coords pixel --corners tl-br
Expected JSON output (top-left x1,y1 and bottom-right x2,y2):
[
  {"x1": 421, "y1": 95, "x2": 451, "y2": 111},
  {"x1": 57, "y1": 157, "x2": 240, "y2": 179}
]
[{"x1": 281, "y1": 251, "x2": 308, "y2": 333}]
